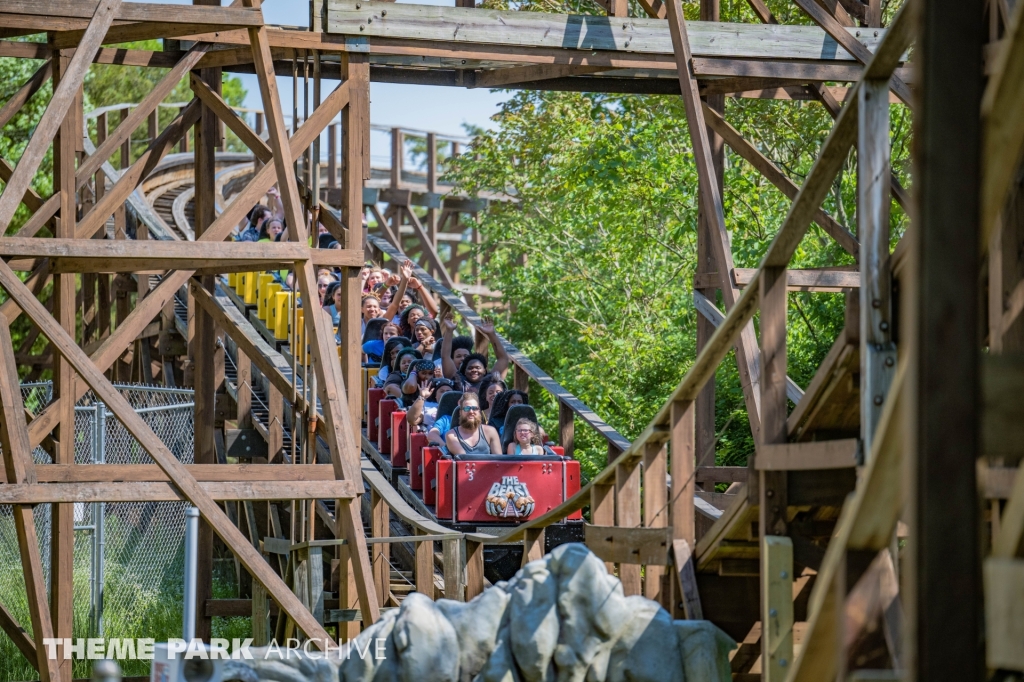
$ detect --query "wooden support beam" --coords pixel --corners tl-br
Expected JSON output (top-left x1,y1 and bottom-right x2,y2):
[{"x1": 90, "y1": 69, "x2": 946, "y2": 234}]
[
  {"x1": 522, "y1": 527, "x2": 546, "y2": 567},
  {"x1": 0, "y1": 602, "x2": 37, "y2": 673},
  {"x1": 192, "y1": 31, "x2": 219, "y2": 643},
  {"x1": 0, "y1": 1, "x2": 263, "y2": 26},
  {"x1": 754, "y1": 439, "x2": 858, "y2": 470},
  {"x1": 669, "y1": 400, "x2": 695, "y2": 549},
  {"x1": 761, "y1": 535, "x2": 793, "y2": 681},
  {"x1": 858, "y1": 77, "x2": 896, "y2": 457},
  {"x1": 474, "y1": 63, "x2": 607, "y2": 88},
  {"x1": 615, "y1": 458, "x2": 642, "y2": 595},
  {"x1": 0, "y1": 237, "x2": 362, "y2": 269},
  {"x1": 642, "y1": 441, "x2": 668, "y2": 605},
  {"x1": 0, "y1": 480, "x2": 359, "y2": 503},
  {"x1": 910, "y1": 0, "x2": 982, "y2": 677},
  {"x1": 693, "y1": 291, "x2": 805, "y2": 405},
  {"x1": 0, "y1": 0, "x2": 120, "y2": 232},
  {"x1": 671, "y1": 539, "x2": 702, "y2": 620},
  {"x1": 0, "y1": 317, "x2": 57, "y2": 682},
  {"x1": 0, "y1": 463, "x2": 339, "y2": 484},
  {"x1": 49, "y1": 44, "x2": 82, "y2": 682}
]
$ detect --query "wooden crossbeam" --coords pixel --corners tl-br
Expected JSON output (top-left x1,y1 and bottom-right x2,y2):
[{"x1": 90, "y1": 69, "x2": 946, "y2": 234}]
[
  {"x1": 474, "y1": 64, "x2": 608, "y2": 89},
  {"x1": 0, "y1": 1, "x2": 263, "y2": 26},
  {"x1": 0, "y1": 237, "x2": 363, "y2": 270},
  {"x1": 22, "y1": 82, "x2": 350, "y2": 451},
  {"x1": 0, "y1": 0, "x2": 121, "y2": 232},
  {"x1": 0, "y1": 480, "x2": 358, "y2": 503},
  {"x1": 0, "y1": 463, "x2": 338, "y2": 484},
  {"x1": 0, "y1": 255, "x2": 335, "y2": 646},
  {"x1": 0, "y1": 318, "x2": 57, "y2": 682}
]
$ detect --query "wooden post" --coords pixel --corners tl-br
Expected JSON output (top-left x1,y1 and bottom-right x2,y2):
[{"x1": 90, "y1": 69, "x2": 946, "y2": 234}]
[
  {"x1": 443, "y1": 537, "x2": 462, "y2": 601},
  {"x1": 114, "y1": 106, "x2": 131, "y2": 382},
  {"x1": 426, "y1": 131, "x2": 438, "y2": 247},
  {"x1": 670, "y1": 400, "x2": 695, "y2": 547},
  {"x1": 49, "y1": 45, "x2": 77, "y2": 682},
  {"x1": 464, "y1": 538, "x2": 485, "y2": 601},
  {"x1": 0, "y1": 318, "x2": 58, "y2": 682},
  {"x1": 254, "y1": 111, "x2": 264, "y2": 174},
  {"x1": 858, "y1": 79, "x2": 896, "y2": 457},
  {"x1": 179, "y1": 105, "x2": 190, "y2": 152},
  {"x1": 327, "y1": 122, "x2": 338, "y2": 188},
  {"x1": 371, "y1": 489, "x2": 390, "y2": 606},
  {"x1": 909, "y1": 0, "x2": 983, "y2": 678},
  {"x1": 522, "y1": 527, "x2": 546, "y2": 566},
  {"x1": 390, "y1": 127, "x2": 403, "y2": 189},
  {"x1": 236, "y1": 349, "x2": 252, "y2": 428},
  {"x1": 514, "y1": 364, "x2": 529, "y2": 393},
  {"x1": 759, "y1": 265, "x2": 788, "y2": 537},
  {"x1": 559, "y1": 400, "x2": 575, "y2": 460},
  {"x1": 761, "y1": 536, "x2": 794, "y2": 681},
  {"x1": 191, "y1": 16, "x2": 220, "y2": 642},
  {"x1": 642, "y1": 441, "x2": 669, "y2": 605},
  {"x1": 591, "y1": 478, "x2": 615, "y2": 573},
  {"x1": 615, "y1": 458, "x2": 642, "y2": 596},
  {"x1": 338, "y1": 542, "x2": 359, "y2": 640},
  {"x1": 415, "y1": 531, "x2": 435, "y2": 599}
]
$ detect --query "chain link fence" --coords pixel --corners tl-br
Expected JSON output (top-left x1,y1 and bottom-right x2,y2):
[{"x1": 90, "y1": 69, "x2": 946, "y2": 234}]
[{"x1": 0, "y1": 384, "x2": 195, "y2": 681}]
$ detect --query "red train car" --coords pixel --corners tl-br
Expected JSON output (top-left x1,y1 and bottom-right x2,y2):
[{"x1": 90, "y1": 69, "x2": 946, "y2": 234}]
[{"x1": 436, "y1": 456, "x2": 582, "y2": 525}]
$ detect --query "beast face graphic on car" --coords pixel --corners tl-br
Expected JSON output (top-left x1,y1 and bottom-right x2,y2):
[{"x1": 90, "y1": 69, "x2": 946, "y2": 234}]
[{"x1": 485, "y1": 476, "x2": 535, "y2": 518}]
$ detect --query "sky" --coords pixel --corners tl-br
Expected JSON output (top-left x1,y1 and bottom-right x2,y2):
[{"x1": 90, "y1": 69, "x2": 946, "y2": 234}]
[{"x1": 135, "y1": 0, "x2": 508, "y2": 164}]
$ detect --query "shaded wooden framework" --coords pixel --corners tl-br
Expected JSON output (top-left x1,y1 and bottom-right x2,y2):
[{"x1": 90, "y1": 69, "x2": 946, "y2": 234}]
[{"x1": 0, "y1": 0, "x2": 1022, "y2": 681}]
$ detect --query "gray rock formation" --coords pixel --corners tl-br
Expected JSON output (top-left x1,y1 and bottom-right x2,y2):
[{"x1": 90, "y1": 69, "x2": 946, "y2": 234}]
[{"x1": 240, "y1": 543, "x2": 734, "y2": 682}]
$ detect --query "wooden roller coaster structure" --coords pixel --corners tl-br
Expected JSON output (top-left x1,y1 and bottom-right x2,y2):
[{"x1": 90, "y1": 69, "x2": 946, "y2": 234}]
[{"x1": 0, "y1": 0, "x2": 1022, "y2": 680}]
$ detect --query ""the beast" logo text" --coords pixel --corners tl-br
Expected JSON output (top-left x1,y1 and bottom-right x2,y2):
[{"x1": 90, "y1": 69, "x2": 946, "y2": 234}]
[{"x1": 485, "y1": 476, "x2": 536, "y2": 518}]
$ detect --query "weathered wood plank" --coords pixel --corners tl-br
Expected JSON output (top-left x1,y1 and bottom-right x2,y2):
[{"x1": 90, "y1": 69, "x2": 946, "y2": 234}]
[
  {"x1": 585, "y1": 525, "x2": 671, "y2": 565},
  {"x1": 755, "y1": 439, "x2": 858, "y2": 471},
  {"x1": 0, "y1": 463, "x2": 339, "y2": 484},
  {"x1": 0, "y1": 1, "x2": 263, "y2": 26},
  {"x1": 0, "y1": 480, "x2": 359, "y2": 503},
  {"x1": 327, "y1": 1, "x2": 892, "y2": 62}
]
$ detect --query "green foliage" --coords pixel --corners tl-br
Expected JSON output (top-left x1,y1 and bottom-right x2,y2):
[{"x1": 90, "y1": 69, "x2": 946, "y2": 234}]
[{"x1": 446, "y1": 2, "x2": 911, "y2": 477}]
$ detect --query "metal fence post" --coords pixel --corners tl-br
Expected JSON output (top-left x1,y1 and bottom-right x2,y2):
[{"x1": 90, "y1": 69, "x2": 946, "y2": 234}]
[
  {"x1": 93, "y1": 402, "x2": 107, "y2": 637},
  {"x1": 183, "y1": 507, "x2": 199, "y2": 642}
]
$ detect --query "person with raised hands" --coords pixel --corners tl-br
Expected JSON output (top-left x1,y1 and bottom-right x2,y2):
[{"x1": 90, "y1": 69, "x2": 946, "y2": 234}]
[{"x1": 439, "y1": 314, "x2": 510, "y2": 391}]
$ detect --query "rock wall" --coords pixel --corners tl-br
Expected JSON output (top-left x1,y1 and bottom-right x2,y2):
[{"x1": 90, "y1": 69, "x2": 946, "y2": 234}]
[{"x1": 243, "y1": 543, "x2": 735, "y2": 682}]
